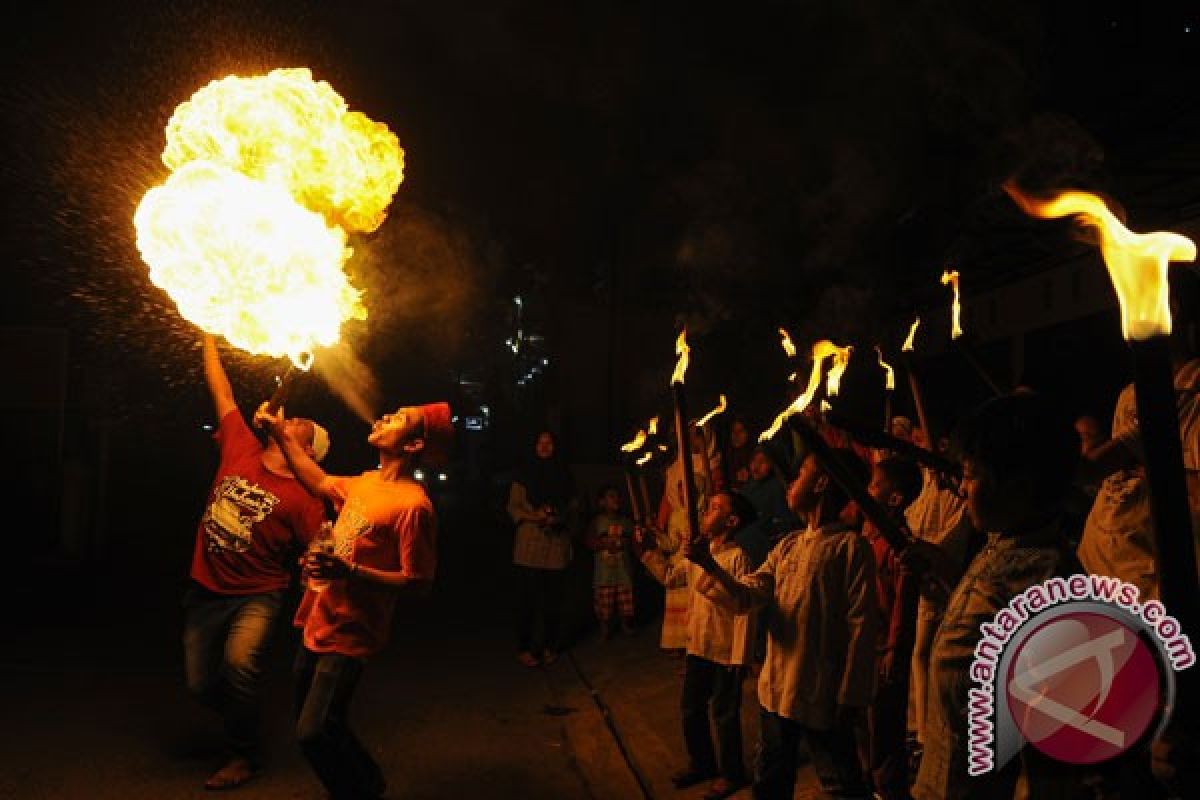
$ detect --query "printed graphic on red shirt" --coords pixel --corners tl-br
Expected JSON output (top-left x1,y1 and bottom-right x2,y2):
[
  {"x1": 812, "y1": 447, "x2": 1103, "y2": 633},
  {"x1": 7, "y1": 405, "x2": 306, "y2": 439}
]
[{"x1": 202, "y1": 475, "x2": 281, "y2": 554}]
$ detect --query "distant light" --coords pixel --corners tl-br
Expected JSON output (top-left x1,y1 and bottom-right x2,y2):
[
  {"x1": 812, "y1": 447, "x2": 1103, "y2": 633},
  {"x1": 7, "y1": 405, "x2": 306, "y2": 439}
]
[
  {"x1": 413, "y1": 469, "x2": 426, "y2": 481},
  {"x1": 541, "y1": 358, "x2": 549, "y2": 366},
  {"x1": 437, "y1": 472, "x2": 448, "y2": 482},
  {"x1": 451, "y1": 415, "x2": 460, "y2": 423},
  {"x1": 201, "y1": 424, "x2": 214, "y2": 432},
  {"x1": 480, "y1": 405, "x2": 490, "y2": 415},
  {"x1": 514, "y1": 295, "x2": 523, "y2": 307}
]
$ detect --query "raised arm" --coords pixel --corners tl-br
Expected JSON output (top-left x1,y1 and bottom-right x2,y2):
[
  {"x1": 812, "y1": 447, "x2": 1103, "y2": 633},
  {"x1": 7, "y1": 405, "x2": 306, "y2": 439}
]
[
  {"x1": 202, "y1": 334, "x2": 237, "y2": 420},
  {"x1": 691, "y1": 543, "x2": 774, "y2": 613},
  {"x1": 254, "y1": 403, "x2": 335, "y2": 500}
]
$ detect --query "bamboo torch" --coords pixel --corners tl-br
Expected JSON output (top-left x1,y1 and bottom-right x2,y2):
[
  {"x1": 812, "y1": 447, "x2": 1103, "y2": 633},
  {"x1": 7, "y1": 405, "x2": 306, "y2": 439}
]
[
  {"x1": 670, "y1": 330, "x2": 703, "y2": 549},
  {"x1": 619, "y1": 427, "x2": 649, "y2": 523},
  {"x1": 1005, "y1": 183, "x2": 1199, "y2": 632},
  {"x1": 694, "y1": 394, "x2": 728, "y2": 492},
  {"x1": 942, "y1": 269, "x2": 1005, "y2": 397},
  {"x1": 876, "y1": 345, "x2": 895, "y2": 434},
  {"x1": 900, "y1": 317, "x2": 937, "y2": 451}
]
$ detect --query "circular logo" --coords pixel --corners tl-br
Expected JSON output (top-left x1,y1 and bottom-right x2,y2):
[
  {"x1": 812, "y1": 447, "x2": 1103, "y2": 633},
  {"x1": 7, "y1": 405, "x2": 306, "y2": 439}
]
[{"x1": 1005, "y1": 611, "x2": 1163, "y2": 764}]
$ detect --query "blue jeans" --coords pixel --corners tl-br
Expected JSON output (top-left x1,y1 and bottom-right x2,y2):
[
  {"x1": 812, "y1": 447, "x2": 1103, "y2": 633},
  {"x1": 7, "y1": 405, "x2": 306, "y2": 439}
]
[
  {"x1": 294, "y1": 646, "x2": 385, "y2": 800},
  {"x1": 182, "y1": 582, "x2": 283, "y2": 763}
]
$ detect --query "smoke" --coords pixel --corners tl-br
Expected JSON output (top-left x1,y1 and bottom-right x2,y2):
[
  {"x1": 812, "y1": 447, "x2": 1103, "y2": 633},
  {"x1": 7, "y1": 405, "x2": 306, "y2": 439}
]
[{"x1": 312, "y1": 341, "x2": 381, "y2": 424}]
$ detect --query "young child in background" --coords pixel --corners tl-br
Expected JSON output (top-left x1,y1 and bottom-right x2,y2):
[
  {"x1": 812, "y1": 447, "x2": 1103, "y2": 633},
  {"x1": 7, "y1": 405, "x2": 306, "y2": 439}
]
[{"x1": 587, "y1": 486, "x2": 636, "y2": 638}]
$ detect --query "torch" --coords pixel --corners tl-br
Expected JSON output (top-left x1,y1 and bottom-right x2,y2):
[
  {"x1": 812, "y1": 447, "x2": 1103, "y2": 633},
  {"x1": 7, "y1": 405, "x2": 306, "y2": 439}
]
[
  {"x1": 619, "y1": 427, "x2": 650, "y2": 523},
  {"x1": 1005, "y1": 183, "x2": 1199, "y2": 633},
  {"x1": 942, "y1": 269, "x2": 1005, "y2": 397},
  {"x1": 670, "y1": 330, "x2": 704, "y2": 553},
  {"x1": 694, "y1": 394, "x2": 728, "y2": 492},
  {"x1": 759, "y1": 339, "x2": 852, "y2": 444},
  {"x1": 900, "y1": 317, "x2": 938, "y2": 452},
  {"x1": 824, "y1": 409, "x2": 962, "y2": 484},
  {"x1": 639, "y1": 416, "x2": 661, "y2": 519},
  {"x1": 876, "y1": 345, "x2": 895, "y2": 433}
]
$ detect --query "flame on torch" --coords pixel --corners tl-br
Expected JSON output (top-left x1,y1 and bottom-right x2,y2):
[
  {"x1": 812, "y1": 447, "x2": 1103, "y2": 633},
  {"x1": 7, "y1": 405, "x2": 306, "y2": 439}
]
[
  {"x1": 620, "y1": 428, "x2": 648, "y2": 453},
  {"x1": 902, "y1": 317, "x2": 920, "y2": 352},
  {"x1": 779, "y1": 328, "x2": 797, "y2": 358},
  {"x1": 134, "y1": 68, "x2": 404, "y2": 367},
  {"x1": 875, "y1": 346, "x2": 895, "y2": 391},
  {"x1": 648, "y1": 416, "x2": 660, "y2": 436},
  {"x1": 1004, "y1": 184, "x2": 1197, "y2": 340},
  {"x1": 637, "y1": 452, "x2": 654, "y2": 467},
  {"x1": 760, "y1": 340, "x2": 852, "y2": 442},
  {"x1": 696, "y1": 394, "x2": 728, "y2": 427},
  {"x1": 671, "y1": 329, "x2": 691, "y2": 385},
  {"x1": 941, "y1": 270, "x2": 962, "y2": 339}
]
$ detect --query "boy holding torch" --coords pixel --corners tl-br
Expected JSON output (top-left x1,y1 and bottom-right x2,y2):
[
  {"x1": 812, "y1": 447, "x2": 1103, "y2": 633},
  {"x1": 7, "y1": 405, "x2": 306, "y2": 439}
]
[
  {"x1": 254, "y1": 400, "x2": 452, "y2": 800},
  {"x1": 689, "y1": 448, "x2": 879, "y2": 800},
  {"x1": 637, "y1": 489, "x2": 759, "y2": 800}
]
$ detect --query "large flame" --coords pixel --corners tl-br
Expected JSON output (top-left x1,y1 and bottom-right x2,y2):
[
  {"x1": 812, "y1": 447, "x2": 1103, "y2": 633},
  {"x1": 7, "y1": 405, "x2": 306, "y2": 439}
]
[
  {"x1": 760, "y1": 339, "x2": 851, "y2": 441},
  {"x1": 135, "y1": 68, "x2": 403, "y2": 365},
  {"x1": 671, "y1": 329, "x2": 690, "y2": 385},
  {"x1": 620, "y1": 428, "x2": 648, "y2": 453},
  {"x1": 134, "y1": 162, "x2": 364, "y2": 364},
  {"x1": 163, "y1": 68, "x2": 403, "y2": 234},
  {"x1": 696, "y1": 394, "x2": 728, "y2": 427},
  {"x1": 941, "y1": 270, "x2": 962, "y2": 339},
  {"x1": 875, "y1": 346, "x2": 895, "y2": 391},
  {"x1": 779, "y1": 328, "x2": 797, "y2": 358},
  {"x1": 1004, "y1": 185, "x2": 1197, "y2": 340},
  {"x1": 902, "y1": 317, "x2": 920, "y2": 352}
]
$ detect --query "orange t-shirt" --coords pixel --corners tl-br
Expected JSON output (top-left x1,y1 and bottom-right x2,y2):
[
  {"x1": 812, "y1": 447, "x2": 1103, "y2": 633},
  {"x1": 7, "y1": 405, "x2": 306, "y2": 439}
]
[{"x1": 294, "y1": 472, "x2": 437, "y2": 658}]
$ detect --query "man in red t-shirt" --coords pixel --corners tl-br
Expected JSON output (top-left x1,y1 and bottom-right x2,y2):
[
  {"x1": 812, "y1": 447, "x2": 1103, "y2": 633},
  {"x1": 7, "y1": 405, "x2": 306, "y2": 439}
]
[
  {"x1": 255, "y1": 398, "x2": 452, "y2": 800},
  {"x1": 183, "y1": 335, "x2": 329, "y2": 790}
]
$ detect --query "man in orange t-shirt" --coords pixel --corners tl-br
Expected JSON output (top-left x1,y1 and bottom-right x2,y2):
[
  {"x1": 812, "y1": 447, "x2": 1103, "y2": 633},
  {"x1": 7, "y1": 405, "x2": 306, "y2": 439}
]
[{"x1": 255, "y1": 400, "x2": 452, "y2": 800}]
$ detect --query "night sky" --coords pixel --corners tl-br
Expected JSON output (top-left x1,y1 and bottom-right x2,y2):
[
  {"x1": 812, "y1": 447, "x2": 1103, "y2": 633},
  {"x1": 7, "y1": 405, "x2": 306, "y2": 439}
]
[{"x1": 3, "y1": 1, "x2": 1199, "y2": 460}]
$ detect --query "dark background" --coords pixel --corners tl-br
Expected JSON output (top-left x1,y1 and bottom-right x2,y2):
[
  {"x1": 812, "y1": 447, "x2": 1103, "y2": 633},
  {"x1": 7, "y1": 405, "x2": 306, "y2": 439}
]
[{"x1": 1, "y1": 1, "x2": 1198, "y2": 629}]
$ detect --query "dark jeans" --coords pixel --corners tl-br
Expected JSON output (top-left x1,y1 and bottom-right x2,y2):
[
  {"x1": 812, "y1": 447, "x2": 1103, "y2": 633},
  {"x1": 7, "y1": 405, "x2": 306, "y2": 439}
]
[
  {"x1": 294, "y1": 646, "x2": 384, "y2": 800},
  {"x1": 514, "y1": 565, "x2": 565, "y2": 653},
  {"x1": 754, "y1": 707, "x2": 870, "y2": 800},
  {"x1": 182, "y1": 582, "x2": 283, "y2": 762},
  {"x1": 682, "y1": 655, "x2": 747, "y2": 783},
  {"x1": 868, "y1": 667, "x2": 911, "y2": 800}
]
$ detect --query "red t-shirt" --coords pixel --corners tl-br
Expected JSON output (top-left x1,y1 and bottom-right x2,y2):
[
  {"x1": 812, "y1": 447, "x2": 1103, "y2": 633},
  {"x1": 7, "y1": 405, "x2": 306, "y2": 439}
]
[
  {"x1": 294, "y1": 472, "x2": 437, "y2": 658},
  {"x1": 190, "y1": 410, "x2": 326, "y2": 594}
]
